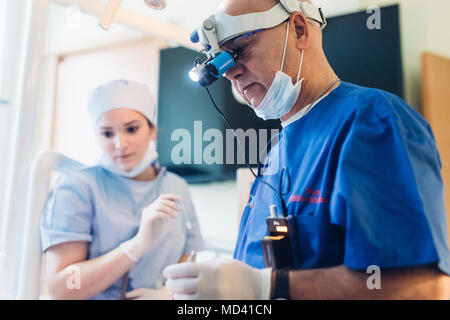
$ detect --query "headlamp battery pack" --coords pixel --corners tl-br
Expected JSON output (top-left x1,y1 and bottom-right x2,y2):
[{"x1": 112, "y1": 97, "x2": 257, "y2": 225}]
[{"x1": 262, "y1": 215, "x2": 299, "y2": 270}]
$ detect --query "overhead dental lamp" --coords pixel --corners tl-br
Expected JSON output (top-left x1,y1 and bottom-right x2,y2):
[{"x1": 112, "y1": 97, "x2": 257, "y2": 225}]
[{"x1": 144, "y1": 0, "x2": 167, "y2": 10}]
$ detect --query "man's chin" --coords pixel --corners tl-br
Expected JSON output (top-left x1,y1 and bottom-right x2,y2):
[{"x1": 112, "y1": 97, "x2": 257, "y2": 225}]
[
  {"x1": 248, "y1": 98, "x2": 262, "y2": 110},
  {"x1": 242, "y1": 85, "x2": 264, "y2": 108}
]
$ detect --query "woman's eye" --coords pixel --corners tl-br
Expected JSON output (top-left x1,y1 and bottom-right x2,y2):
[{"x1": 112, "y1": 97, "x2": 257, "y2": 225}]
[
  {"x1": 102, "y1": 131, "x2": 113, "y2": 138},
  {"x1": 127, "y1": 126, "x2": 139, "y2": 134}
]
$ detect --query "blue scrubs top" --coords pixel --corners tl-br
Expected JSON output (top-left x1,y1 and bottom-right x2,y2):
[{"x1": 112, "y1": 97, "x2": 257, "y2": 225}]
[
  {"x1": 234, "y1": 81, "x2": 450, "y2": 275},
  {"x1": 40, "y1": 166, "x2": 204, "y2": 299}
]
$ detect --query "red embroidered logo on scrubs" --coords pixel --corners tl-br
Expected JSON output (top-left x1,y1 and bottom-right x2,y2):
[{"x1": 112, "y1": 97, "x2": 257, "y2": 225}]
[{"x1": 288, "y1": 187, "x2": 329, "y2": 204}]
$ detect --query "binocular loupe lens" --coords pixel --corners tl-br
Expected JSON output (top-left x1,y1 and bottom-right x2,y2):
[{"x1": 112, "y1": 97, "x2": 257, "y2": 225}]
[{"x1": 189, "y1": 51, "x2": 236, "y2": 87}]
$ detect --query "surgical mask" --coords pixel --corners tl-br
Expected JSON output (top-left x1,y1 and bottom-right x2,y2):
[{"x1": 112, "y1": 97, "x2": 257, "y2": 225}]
[
  {"x1": 254, "y1": 22, "x2": 304, "y2": 121},
  {"x1": 99, "y1": 139, "x2": 158, "y2": 178}
]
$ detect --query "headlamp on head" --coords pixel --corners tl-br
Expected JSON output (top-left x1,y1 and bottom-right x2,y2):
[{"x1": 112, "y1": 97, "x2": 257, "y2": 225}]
[
  {"x1": 188, "y1": 0, "x2": 327, "y2": 87},
  {"x1": 189, "y1": 51, "x2": 237, "y2": 87}
]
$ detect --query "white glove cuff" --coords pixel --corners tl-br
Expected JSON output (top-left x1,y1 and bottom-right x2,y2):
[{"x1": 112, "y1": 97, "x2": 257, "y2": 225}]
[
  {"x1": 259, "y1": 268, "x2": 272, "y2": 300},
  {"x1": 120, "y1": 238, "x2": 145, "y2": 263}
]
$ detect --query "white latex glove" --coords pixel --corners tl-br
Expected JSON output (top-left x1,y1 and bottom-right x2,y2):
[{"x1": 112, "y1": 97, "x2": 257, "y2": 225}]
[
  {"x1": 163, "y1": 259, "x2": 272, "y2": 300},
  {"x1": 120, "y1": 194, "x2": 182, "y2": 262},
  {"x1": 125, "y1": 286, "x2": 172, "y2": 300}
]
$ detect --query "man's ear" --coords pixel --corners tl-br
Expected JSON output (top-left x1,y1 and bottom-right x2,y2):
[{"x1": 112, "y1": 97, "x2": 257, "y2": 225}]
[{"x1": 291, "y1": 12, "x2": 309, "y2": 50}]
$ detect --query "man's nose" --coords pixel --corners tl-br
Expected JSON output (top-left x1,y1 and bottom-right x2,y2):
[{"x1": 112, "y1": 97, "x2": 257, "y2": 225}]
[{"x1": 224, "y1": 62, "x2": 244, "y2": 81}]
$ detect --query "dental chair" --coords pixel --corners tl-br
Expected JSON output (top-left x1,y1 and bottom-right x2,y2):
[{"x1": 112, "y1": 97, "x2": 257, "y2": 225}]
[{"x1": 16, "y1": 150, "x2": 84, "y2": 299}]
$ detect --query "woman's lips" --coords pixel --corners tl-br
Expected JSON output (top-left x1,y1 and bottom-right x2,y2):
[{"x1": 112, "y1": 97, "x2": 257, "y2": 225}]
[{"x1": 116, "y1": 153, "x2": 134, "y2": 160}]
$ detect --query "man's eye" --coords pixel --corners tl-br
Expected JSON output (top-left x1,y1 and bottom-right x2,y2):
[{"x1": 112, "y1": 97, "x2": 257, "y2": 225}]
[
  {"x1": 235, "y1": 45, "x2": 247, "y2": 55},
  {"x1": 127, "y1": 126, "x2": 139, "y2": 134},
  {"x1": 233, "y1": 44, "x2": 250, "y2": 61},
  {"x1": 102, "y1": 131, "x2": 113, "y2": 138}
]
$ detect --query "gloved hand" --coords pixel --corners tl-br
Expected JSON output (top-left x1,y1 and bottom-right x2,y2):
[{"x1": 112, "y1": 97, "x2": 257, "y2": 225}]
[
  {"x1": 163, "y1": 259, "x2": 272, "y2": 300},
  {"x1": 125, "y1": 286, "x2": 172, "y2": 300},
  {"x1": 120, "y1": 194, "x2": 182, "y2": 262}
]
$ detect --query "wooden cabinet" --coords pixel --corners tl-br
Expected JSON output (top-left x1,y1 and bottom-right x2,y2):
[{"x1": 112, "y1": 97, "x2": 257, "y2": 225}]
[{"x1": 422, "y1": 52, "x2": 450, "y2": 244}]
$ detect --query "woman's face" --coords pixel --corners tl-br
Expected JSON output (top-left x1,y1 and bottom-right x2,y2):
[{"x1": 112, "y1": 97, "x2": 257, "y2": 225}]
[{"x1": 96, "y1": 108, "x2": 156, "y2": 171}]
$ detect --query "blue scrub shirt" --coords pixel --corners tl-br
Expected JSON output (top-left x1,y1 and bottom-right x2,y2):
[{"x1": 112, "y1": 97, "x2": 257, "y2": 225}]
[
  {"x1": 234, "y1": 81, "x2": 450, "y2": 275},
  {"x1": 40, "y1": 166, "x2": 204, "y2": 299}
]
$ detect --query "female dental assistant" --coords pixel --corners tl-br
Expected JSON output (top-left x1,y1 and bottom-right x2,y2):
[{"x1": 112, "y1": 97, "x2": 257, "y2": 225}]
[{"x1": 40, "y1": 79, "x2": 204, "y2": 300}]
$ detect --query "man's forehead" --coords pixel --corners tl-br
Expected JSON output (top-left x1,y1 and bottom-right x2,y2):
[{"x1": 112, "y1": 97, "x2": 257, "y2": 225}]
[
  {"x1": 221, "y1": 29, "x2": 262, "y2": 51},
  {"x1": 218, "y1": 0, "x2": 278, "y2": 16}
]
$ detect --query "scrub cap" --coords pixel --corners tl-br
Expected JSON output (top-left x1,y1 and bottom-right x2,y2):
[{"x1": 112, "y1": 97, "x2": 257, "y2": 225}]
[{"x1": 88, "y1": 79, "x2": 156, "y2": 128}]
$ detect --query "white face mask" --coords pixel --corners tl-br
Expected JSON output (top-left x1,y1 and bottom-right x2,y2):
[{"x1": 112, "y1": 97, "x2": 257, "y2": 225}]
[
  {"x1": 254, "y1": 22, "x2": 304, "y2": 121},
  {"x1": 99, "y1": 139, "x2": 158, "y2": 178}
]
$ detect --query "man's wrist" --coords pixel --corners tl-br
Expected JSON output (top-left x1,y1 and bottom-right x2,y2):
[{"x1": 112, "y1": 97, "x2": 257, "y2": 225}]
[{"x1": 271, "y1": 268, "x2": 291, "y2": 299}]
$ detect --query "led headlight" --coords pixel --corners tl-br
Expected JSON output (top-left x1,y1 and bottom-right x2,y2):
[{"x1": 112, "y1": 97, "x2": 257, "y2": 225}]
[{"x1": 188, "y1": 51, "x2": 236, "y2": 87}]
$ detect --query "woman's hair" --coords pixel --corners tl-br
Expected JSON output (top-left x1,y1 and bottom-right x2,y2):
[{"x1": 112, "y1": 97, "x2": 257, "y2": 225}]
[{"x1": 147, "y1": 119, "x2": 155, "y2": 129}]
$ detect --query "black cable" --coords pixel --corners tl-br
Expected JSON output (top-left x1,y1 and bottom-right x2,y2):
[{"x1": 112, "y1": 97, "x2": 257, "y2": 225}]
[{"x1": 205, "y1": 86, "x2": 288, "y2": 217}]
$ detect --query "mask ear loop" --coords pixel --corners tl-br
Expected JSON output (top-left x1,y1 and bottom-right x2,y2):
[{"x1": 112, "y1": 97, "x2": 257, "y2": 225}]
[
  {"x1": 280, "y1": 21, "x2": 304, "y2": 84},
  {"x1": 297, "y1": 50, "x2": 304, "y2": 83},
  {"x1": 280, "y1": 21, "x2": 290, "y2": 72}
]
